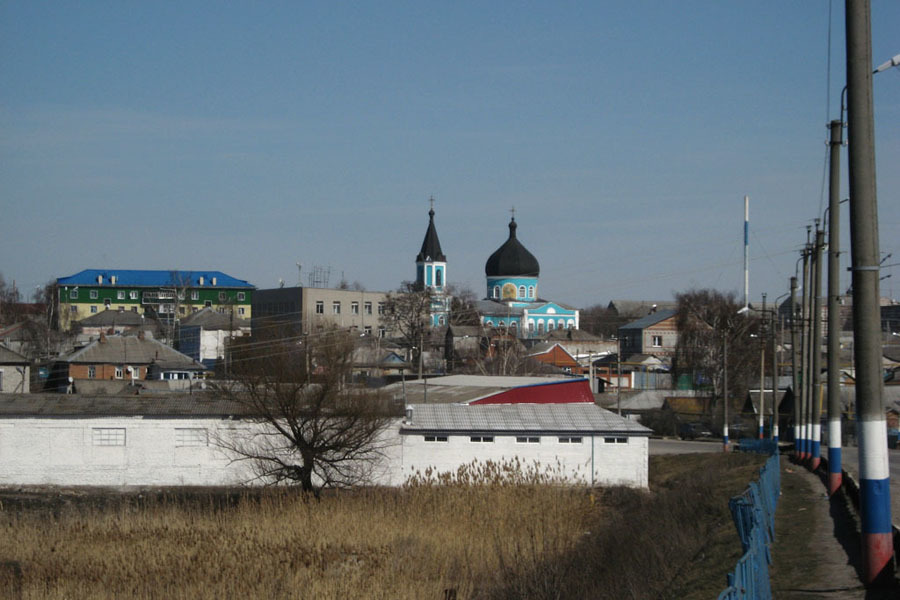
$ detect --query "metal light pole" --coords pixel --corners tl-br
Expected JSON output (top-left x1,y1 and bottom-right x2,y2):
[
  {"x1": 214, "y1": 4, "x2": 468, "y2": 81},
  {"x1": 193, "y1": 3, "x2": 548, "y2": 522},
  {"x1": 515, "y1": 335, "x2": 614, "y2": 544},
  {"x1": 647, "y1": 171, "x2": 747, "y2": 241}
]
[{"x1": 846, "y1": 0, "x2": 893, "y2": 583}]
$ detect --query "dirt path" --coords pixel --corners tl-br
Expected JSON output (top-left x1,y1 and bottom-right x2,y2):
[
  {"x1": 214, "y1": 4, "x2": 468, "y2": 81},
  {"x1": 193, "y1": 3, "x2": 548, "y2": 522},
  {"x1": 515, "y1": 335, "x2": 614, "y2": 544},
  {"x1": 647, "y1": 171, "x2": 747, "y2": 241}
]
[{"x1": 770, "y1": 458, "x2": 898, "y2": 599}]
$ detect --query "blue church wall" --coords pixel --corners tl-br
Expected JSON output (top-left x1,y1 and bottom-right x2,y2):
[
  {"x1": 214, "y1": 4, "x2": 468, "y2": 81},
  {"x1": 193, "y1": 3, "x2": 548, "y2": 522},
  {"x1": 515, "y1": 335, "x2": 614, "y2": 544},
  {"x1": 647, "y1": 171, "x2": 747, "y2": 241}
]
[{"x1": 486, "y1": 276, "x2": 538, "y2": 302}]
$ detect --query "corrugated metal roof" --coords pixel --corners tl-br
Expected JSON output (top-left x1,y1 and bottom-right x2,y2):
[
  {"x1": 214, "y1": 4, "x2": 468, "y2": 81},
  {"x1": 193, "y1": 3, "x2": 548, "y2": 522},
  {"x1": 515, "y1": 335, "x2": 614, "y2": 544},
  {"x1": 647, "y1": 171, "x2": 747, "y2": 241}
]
[
  {"x1": 0, "y1": 344, "x2": 28, "y2": 364},
  {"x1": 401, "y1": 402, "x2": 652, "y2": 435},
  {"x1": 382, "y1": 375, "x2": 582, "y2": 405},
  {"x1": 57, "y1": 269, "x2": 254, "y2": 289},
  {"x1": 620, "y1": 309, "x2": 677, "y2": 330}
]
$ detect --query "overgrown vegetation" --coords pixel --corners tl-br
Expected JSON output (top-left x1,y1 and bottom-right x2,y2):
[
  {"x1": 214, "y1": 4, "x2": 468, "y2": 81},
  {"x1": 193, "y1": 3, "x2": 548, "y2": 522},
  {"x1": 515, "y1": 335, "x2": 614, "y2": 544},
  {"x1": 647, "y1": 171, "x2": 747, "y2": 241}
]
[{"x1": 0, "y1": 453, "x2": 765, "y2": 599}]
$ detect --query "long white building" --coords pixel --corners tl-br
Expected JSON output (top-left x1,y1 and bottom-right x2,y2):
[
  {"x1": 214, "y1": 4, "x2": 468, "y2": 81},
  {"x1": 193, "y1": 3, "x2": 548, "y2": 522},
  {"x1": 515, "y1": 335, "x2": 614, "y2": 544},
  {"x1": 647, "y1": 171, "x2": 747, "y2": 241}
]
[{"x1": 0, "y1": 395, "x2": 651, "y2": 489}]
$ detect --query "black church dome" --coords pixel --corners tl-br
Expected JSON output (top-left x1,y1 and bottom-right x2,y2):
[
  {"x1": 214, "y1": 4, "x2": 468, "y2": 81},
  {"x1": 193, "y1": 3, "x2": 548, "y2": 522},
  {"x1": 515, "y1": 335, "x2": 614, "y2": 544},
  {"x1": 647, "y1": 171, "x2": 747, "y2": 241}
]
[{"x1": 485, "y1": 218, "x2": 540, "y2": 277}]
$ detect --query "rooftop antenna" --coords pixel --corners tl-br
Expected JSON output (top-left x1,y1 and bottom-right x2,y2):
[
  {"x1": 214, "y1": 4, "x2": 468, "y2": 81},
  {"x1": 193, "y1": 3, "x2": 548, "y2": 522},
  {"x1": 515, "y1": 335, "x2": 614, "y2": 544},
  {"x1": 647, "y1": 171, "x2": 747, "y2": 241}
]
[{"x1": 296, "y1": 263, "x2": 302, "y2": 287}]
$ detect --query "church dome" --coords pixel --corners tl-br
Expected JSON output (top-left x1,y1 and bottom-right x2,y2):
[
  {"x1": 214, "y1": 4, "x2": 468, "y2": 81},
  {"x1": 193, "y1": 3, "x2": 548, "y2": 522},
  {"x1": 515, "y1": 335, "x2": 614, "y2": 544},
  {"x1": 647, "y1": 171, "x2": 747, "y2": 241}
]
[{"x1": 485, "y1": 218, "x2": 540, "y2": 277}]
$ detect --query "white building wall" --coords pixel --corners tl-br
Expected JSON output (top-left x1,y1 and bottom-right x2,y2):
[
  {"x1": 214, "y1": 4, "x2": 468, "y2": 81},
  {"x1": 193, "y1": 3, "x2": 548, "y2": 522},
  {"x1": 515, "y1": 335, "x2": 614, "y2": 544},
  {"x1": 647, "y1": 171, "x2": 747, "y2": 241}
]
[
  {"x1": 396, "y1": 432, "x2": 647, "y2": 488},
  {"x1": 0, "y1": 417, "x2": 647, "y2": 489}
]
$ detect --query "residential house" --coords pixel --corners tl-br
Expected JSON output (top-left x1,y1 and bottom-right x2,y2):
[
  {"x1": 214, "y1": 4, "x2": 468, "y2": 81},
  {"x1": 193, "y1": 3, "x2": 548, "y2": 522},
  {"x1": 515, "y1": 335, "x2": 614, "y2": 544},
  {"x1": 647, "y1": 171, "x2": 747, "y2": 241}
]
[
  {"x1": 56, "y1": 269, "x2": 254, "y2": 331},
  {"x1": 50, "y1": 332, "x2": 206, "y2": 393},
  {"x1": 618, "y1": 309, "x2": 678, "y2": 359},
  {"x1": 177, "y1": 307, "x2": 251, "y2": 369},
  {"x1": 527, "y1": 342, "x2": 579, "y2": 374},
  {"x1": 0, "y1": 345, "x2": 29, "y2": 393}
]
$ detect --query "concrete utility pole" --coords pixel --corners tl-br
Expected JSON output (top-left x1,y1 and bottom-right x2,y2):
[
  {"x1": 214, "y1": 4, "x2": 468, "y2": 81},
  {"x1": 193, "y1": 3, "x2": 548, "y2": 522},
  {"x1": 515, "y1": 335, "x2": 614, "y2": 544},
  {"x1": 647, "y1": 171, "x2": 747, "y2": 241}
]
[
  {"x1": 846, "y1": 0, "x2": 893, "y2": 583},
  {"x1": 799, "y1": 242, "x2": 811, "y2": 462},
  {"x1": 772, "y1": 308, "x2": 779, "y2": 442},
  {"x1": 826, "y1": 119, "x2": 844, "y2": 495},
  {"x1": 790, "y1": 276, "x2": 800, "y2": 455},
  {"x1": 758, "y1": 294, "x2": 767, "y2": 440},
  {"x1": 722, "y1": 335, "x2": 729, "y2": 452},
  {"x1": 810, "y1": 228, "x2": 825, "y2": 470}
]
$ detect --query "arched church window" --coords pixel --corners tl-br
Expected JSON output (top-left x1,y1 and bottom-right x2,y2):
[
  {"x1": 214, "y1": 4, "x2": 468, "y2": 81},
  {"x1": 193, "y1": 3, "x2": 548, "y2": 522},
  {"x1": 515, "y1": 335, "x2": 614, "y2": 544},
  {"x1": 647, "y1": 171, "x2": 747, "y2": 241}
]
[
  {"x1": 528, "y1": 286, "x2": 535, "y2": 299},
  {"x1": 567, "y1": 320, "x2": 575, "y2": 329},
  {"x1": 537, "y1": 321, "x2": 544, "y2": 334},
  {"x1": 438, "y1": 316, "x2": 446, "y2": 325},
  {"x1": 558, "y1": 319, "x2": 565, "y2": 329},
  {"x1": 484, "y1": 320, "x2": 492, "y2": 328},
  {"x1": 435, "y1": 269, "x2": 442, "y2": 287},
  {"x1": 493, "y1": 286, "x2": 500, "y2": 299},
  {"x1": 518, "y1": 286, "x2": 526, "y2": 298},
  {"x1": 548, "y1": 321, "x2": 555, "y2": 331},
  {"x1": 528, "y1": 320, "x2": 534, "y2": 332},
  {"x1": 510, "y1": 322, "x2": 518, "y2": 335}
]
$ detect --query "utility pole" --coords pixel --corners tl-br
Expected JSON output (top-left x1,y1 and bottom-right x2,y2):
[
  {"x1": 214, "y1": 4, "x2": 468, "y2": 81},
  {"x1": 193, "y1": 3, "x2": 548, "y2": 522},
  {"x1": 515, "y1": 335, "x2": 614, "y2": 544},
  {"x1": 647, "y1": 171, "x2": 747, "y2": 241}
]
[
  {"x1": 758, "y1": 294, "x2": 767, "y2": 440},
  {"x1": 846, "y1": 0, "x2": 893, "y2": 583},
  {"x1": 772, "y1": 309, "x2": 779, "y2": 442},
  {"x1": 827, "y1": 118, "x2": 844, "y2": 495},
  {"x1": 790, "y1": 276, "x2": 800, "y2": 456},
  {"x1": 722, "y1": 335, "x2": 729, "y2": 452},
  {"x1": 799, "y1": 241, "x2": 811, "y2": 462},
  {"x1": 810, "y1": 228, "x2": 825, "y2": 470}
]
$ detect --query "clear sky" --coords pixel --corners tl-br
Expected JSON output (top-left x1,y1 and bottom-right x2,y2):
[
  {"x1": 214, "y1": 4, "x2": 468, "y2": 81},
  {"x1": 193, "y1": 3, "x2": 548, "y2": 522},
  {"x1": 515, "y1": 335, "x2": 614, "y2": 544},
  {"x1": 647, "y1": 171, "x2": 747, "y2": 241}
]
[{"x1": 2, "y1": 1, "x2": 898, "y2": 309}]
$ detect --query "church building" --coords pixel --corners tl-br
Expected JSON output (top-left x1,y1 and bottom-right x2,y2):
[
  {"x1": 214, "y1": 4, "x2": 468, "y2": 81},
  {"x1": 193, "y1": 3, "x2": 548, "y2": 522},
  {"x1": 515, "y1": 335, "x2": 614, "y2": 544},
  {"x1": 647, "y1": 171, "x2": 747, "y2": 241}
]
[
  {"x1": 415, "y1": 201, "x2": 450, "y2": 327},
  {"x1": 414, "y1": 203, "x2": 578, "y2": 339},
  {"x1": 475, "y1": 215, "x2": 579, "y2": 338}
]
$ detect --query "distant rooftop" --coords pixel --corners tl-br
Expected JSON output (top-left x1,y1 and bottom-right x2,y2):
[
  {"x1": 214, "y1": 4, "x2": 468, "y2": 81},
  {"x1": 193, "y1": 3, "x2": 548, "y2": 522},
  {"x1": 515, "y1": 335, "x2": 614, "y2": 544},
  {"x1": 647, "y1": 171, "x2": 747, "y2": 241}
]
[{"x1": 58, "y1": 269, "x2": 254, "y2": 289}]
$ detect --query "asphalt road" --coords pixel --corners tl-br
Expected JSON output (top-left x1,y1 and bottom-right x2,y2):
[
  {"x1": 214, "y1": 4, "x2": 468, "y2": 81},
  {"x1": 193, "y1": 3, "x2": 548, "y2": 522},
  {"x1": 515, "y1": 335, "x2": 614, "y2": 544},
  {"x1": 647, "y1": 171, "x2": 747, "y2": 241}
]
[
  {"x1": 649, "y1": 438, "x2": 723, "y2": 455},
  {"x1": 830, "y1": 445, "x2": 900, "y2": 527}
]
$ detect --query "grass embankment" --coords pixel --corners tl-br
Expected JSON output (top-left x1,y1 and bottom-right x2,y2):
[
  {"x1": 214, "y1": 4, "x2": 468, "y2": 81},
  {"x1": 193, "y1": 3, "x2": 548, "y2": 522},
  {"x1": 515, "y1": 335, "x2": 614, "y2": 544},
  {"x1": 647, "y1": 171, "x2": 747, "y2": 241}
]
[{"x1": 0, "y1": 454, "x2": 765, "y2": 599}]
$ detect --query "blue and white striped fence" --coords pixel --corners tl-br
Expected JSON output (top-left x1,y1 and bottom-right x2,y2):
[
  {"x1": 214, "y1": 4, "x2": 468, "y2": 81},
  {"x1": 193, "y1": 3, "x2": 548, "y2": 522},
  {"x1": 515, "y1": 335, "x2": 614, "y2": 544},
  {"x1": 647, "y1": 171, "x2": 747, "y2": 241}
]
[{"x1": 718, "y1": 450, "x2": 780, "y2": 600}]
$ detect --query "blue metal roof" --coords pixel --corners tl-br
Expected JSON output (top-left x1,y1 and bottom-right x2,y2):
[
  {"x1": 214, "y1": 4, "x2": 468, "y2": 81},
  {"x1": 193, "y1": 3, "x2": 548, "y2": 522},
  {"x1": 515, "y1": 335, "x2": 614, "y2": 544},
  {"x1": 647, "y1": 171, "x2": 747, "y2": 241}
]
[{"x1": 57, "y1": 269, "x2": 254, "y2": 288}]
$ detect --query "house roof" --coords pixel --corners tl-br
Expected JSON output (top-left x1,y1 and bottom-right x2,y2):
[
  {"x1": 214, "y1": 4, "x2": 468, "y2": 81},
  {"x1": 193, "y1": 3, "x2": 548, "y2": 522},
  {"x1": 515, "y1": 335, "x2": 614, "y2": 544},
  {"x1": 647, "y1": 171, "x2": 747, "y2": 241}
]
[
  {"x1": 61, "y1": 335, "x2": 204, "y2": 369},
  {"x1": 608, "y1": 300, "x2": 678, "y2": 317},
  {"x1": 57, "y1": 269, "x2": 254, "y2": 289},
  {"x1": 179, "y1": 307, "x2": 250, "y2": 330},
  {"x1": 446, "y1": 325, "x2": 485, "y2": 338},
  {"x1": 474, "y1": 299, "x2": 525, "y2": 317},
  {"x1": 620, "y1": 309, "x2": 677, "y2": 330},
  {"x1": 401, "y1": 402, "x2": 652, "y2": 436},
  {"x1": 382, "y1": 374, "x2": 580, "y2": 404},
  {"x1": 485, "y1": 218, "x2": 540, "y2": 277},
  {"x1": 415, "y1": 207, "x2": 446, "y2": 263},
  {"x1": 0, "y1": 394, "x2": 252, "y2": 418},
  {"x1": 0, "y1": 344, "x2": 28, "y2": 364},
  {"x1": 77, "y1": 310, "x2": 153, "y2": 327},
  {"x1": 541, "y1": 328, "x2": 602, "y2": 342}
]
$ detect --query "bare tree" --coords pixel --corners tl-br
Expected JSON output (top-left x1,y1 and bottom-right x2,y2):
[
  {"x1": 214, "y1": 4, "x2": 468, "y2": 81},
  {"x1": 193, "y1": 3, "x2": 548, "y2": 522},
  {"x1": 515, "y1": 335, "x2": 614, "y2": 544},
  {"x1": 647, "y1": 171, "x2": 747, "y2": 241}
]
[
  {"x1": 673, "y1": 289, "x2": 759, "y2": 419},
  {"x1": 0, "y1": 273, "x2": 22, "y2": 327},
  {"x1": 213, "y1": 327, "x2": 397, "y2": 495},
  {"x1": 446, "y1": 284, "x2": 481, "y2": 326},
  {"x1": 382, "y1": 281, "x2": 433, "y2": 376}
]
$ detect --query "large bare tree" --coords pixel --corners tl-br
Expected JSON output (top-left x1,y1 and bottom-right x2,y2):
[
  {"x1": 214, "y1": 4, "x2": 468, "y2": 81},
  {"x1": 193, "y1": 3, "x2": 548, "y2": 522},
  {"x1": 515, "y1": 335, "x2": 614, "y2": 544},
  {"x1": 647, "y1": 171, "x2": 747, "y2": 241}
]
[
  {"x1": 214, "y1": 327, "x2": 398, "y2": 495},
  {"x1": 382, "y1": 281, "x2": 433, "y2": 377}
]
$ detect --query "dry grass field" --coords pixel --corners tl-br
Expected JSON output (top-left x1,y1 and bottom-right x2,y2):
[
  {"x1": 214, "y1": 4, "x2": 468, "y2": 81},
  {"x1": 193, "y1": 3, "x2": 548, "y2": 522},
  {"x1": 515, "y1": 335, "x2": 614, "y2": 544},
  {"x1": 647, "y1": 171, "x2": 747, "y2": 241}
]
[{"x1": 0, "y1": 454, "x2": 765, "y2": 599}]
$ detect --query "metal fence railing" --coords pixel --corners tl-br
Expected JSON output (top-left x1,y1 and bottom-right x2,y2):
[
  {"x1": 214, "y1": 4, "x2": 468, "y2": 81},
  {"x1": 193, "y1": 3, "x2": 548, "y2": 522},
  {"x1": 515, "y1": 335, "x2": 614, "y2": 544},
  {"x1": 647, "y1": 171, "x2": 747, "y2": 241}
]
[{"x1": 718, "y1": 450, "x2": 780, "y2": 600}]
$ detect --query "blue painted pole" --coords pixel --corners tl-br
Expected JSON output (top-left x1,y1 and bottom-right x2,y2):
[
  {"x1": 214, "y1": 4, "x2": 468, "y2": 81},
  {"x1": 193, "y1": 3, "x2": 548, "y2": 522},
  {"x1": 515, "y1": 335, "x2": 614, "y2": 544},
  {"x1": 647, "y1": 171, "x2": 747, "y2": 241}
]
[
  {"x1": 826, "y1": 119, "x2": 844, "y2": 494},
  {"x1": 810, "y1": 229, "x2": 825, "y2": 471}
]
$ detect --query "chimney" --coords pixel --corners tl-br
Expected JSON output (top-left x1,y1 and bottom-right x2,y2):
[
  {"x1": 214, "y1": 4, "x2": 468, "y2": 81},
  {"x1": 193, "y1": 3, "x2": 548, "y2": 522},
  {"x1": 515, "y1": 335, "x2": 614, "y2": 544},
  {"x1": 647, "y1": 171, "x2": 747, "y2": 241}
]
[{"x1": 404, "y1": 406, "x2": 413, "y2": 424}]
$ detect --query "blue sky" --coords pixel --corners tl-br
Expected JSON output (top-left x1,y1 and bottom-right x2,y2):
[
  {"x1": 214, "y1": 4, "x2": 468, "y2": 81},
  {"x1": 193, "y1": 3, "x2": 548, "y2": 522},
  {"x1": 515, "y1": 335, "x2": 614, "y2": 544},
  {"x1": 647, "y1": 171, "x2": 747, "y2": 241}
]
[{"x1": 2, "y1": 1, "x2": 898, "y2": 308}]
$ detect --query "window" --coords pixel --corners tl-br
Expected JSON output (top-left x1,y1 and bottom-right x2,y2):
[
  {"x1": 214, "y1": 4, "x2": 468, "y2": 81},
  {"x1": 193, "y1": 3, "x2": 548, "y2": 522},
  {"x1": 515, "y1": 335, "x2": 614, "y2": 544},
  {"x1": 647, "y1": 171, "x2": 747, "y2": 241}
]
[
  {"x1": 90, "y1": 290, "x2": 99, "y2": 299},
  {"x1": 424, "y1": 435, "x2": 449, "y2": 442},
  {"x1": 493, "y1": 285, "x2": 500, "y2": 299},
  {"x1": 315, "y1": 301, "x2": 324, "y2": 314},
  {"x1": 238, "y1": 307, "x2": 245, "y2": 316},
  {"x1": 537, "y1": 321, "x2": 544, "y2": 334},
  {"x1": 119, "y1": 306, "x2": 125, "y2": 313},
  {"x1": 518, "y1": 286, "x2": 526, "y2": 298},
  {"x1": 558, "y1": 437, "x2": 583, "y2": 444},
  {"x1": 377, "y1": 302, "x2": 385, "y2": 315},
  {"x1": 191, "y1": 291, "x2": 199, "y2": 300},
  {"x1": 378, "y1": 327, "x2": 386, "y2": 338},
  {"x1": 470, "y1": 436, "x2": 494, "y2": 443},
  {"x1": 516, "y1": 436, "x2": 540, "y2": 443},
  {"x1": 88, "y1": 365, "x2": 96, "y2": 378},
  {"x1": 90, "y1": 306, "x2": 98, "y2": 314},
  {"x1": 130, "y1": 290, "x2": 138, "y2": 300},
  {"x1": 115, "y1": 366, "x2": 123, "y2": 379},
  {"x1": 364, "y1": 326, "x2": 372, "y2": 336},
  {"x1": 435, "y1": 269, "x2": 442, "y2": 286},
  {"x1": 175, "y1": 428, "x2": 208, "y2": 447},
  {"x1": 604, "y1": 437, "x2": 628, "y2": 444},
  {"x1": 351, "y1": 302, "x2": 359, "y2": 315},
  {"x1": 204, "y1": 300, "x2": 212, "y2": 308},
  {"x1": 92, "y1": 428, "x2": 126, "y2": 446},
  {"x1": 652, "y1": 335, "x2": 662, "y2": 347},
  {"x1": 332, "y1": 301, "x2": 341, "y2": 315},
  {"x1": 117, "y1": 291, "x2": 125, "y2": 300},
  {"x1": 69, "y1": 289, "x2": 78, "y2": 299},
  {"x1": 70, "y1": 305, "x2": 78, "y2": 314},
  {"x1": 364, "y1": 302, "x2": 372, "y2": 315},
  {"x1": 438, "y1": 316, "x2": 446, "y2": 325},
  {"x1": 104, "y1": 299, "x2": 111, "y2": 307},
  {"x1": 131, "y1": 307, "x2": 138, "y2": 313},
  {"x1": 528, "y1": 286, "x2": 535, "y2": 298},
  {"x1": 218, "y1": 292, "x2": 226, "y2": 302},
  {"x1": 547, "y1": 321, "x2": 554, "y2": 331},
  {"x1": 237, "y1": 292, "x2": 246, "y2": 301}
]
